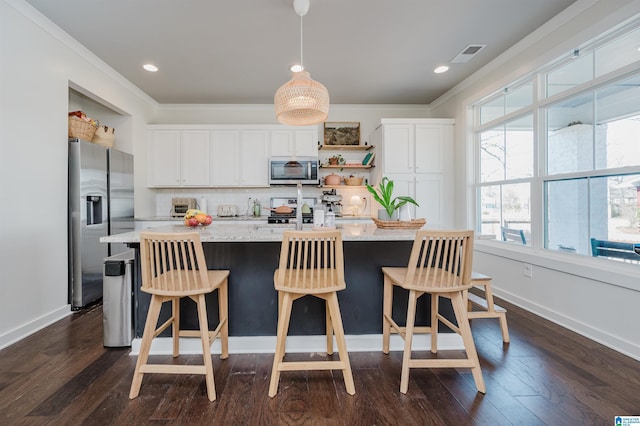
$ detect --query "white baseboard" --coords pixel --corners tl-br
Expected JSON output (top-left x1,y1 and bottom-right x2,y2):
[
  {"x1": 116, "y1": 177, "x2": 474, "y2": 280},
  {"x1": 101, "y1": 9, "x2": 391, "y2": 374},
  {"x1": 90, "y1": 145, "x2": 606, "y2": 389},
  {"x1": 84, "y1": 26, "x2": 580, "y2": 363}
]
[
  {"x1": 0, "y1": 305, "x2": 71, "y2": 350},
  {"x1": 493, "y1": 288, "x2": 640, "y2": 361},
  {"x1": 129, "y1": 333, "x2": 464, "y2": 356}
]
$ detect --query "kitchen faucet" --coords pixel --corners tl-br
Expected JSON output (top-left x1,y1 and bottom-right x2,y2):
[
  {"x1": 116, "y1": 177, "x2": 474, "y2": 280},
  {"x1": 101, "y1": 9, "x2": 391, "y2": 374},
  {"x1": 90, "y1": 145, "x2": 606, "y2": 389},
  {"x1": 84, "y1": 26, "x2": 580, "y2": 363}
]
[{"x1": 296, "y1": 182, "x2": 303, "y2": 230}]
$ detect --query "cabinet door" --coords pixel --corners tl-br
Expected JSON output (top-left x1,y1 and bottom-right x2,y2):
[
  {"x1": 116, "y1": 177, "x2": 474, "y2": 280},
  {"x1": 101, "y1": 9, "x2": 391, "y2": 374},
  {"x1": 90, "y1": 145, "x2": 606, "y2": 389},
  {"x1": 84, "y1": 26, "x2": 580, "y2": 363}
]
[
  {"x1": 383, "y1": 125, "x2": 413, "y2": 174},
  {"x1": 180, "y1": 130, "x2": 210, "y2": 186},
  {"x1": 415, "y1": 124, "x2": 444, "y2": 173},
  {"x1": 147, "y1": 130, "x2": 181, "y2": 186},
  {"x1": 210, "y1": 130, "x2": 240, "y2": 186},
  {"x1": 415, "y1": 175, "x2": 443, "y2": 226},
  {"x1": 270, "y1": 129, "x2": 318, "y2": 156},
  {"x1": 293, "y1": 130, "x2": 318, "y2": 156},
  {"x1": 240, "y1": 130, "x2": 269, "y2": 186},
  {"x1": 270, "y1": 130, "x2": 292, "y2": 156}
]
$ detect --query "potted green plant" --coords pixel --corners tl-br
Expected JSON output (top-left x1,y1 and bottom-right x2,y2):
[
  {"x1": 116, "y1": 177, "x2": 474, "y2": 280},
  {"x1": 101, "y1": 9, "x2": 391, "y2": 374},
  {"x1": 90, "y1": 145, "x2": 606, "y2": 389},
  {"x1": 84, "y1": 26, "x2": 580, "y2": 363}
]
[
  {"x1": 366, "y1": 176, "x2": 419, "y2": 220},
  {"x1": 328, "y1": 154, "x2": 345, "y2": 166}
]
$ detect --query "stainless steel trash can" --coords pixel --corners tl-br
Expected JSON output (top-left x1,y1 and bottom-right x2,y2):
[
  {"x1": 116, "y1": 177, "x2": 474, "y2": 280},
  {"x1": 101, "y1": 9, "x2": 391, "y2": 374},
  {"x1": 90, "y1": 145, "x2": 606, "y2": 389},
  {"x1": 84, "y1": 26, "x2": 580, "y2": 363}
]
[{"x1": 103, "y1": 251, "x2": 135, "y2": 347}]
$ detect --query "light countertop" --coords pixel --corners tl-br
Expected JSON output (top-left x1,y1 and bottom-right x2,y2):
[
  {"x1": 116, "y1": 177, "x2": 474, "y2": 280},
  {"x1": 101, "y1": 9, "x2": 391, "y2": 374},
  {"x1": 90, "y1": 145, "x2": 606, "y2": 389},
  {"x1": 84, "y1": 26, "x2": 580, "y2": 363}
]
[
  {"x1": 103, "y1": 222, "x2": 426, "y2": 243},
  {"x1": 135, "y1": 215, "x2": 374, "y2": 222}
]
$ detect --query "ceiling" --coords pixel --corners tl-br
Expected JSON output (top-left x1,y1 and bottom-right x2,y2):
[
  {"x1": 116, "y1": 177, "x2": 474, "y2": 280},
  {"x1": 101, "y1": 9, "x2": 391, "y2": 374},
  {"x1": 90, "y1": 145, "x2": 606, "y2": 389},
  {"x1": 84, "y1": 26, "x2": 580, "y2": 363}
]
[{"x1": 25, "y1": 0, "x2": 578, "y2": 105}]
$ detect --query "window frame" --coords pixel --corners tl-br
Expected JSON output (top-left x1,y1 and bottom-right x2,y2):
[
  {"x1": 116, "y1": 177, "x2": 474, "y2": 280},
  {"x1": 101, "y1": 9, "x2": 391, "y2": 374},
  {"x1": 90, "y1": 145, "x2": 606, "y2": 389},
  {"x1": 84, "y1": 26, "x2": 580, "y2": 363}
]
[{"x1": 472, "y1": 20, "x2": 640, "y2": 261}]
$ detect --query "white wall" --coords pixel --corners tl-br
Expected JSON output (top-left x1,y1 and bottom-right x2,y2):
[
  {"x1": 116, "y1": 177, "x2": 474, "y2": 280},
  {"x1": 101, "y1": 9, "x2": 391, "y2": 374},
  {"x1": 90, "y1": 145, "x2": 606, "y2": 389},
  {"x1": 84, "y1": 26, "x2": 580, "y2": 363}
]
[
  {"x1": 0, "y1": 0, "x2": 156, "y2": 349},
  {"x1": 430, "y1": 0, "x2": 640, "y2": 359}
]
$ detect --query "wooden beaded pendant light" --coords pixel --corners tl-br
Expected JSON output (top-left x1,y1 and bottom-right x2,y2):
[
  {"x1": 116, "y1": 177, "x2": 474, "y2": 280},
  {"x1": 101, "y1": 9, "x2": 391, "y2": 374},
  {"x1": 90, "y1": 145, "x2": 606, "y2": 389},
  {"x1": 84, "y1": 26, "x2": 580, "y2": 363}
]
[{"x1": 274, "y1": 0, "x2": 329, "y2": 126}]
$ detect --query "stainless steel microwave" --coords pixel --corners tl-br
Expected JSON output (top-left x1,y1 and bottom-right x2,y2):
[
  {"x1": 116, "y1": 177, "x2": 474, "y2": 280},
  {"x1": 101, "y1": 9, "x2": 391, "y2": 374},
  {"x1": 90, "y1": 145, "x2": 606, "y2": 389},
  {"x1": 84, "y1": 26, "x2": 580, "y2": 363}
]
[{"x1": 269, "y1": 157, "x2": 319, "y2": 185}]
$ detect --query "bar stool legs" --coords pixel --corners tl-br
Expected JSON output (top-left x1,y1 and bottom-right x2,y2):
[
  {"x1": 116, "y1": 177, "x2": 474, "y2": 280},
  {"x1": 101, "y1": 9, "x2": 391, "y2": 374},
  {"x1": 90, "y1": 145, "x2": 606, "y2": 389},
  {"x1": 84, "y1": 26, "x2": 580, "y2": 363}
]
[{"x1": 269, "y1": 291, "x2": 355, "y2": 397}]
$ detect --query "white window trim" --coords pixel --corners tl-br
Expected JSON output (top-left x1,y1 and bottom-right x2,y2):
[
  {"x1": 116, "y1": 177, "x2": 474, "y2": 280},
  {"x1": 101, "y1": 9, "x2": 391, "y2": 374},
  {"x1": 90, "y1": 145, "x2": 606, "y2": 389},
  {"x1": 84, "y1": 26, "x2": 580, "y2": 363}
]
[{"x1": 475, "y1": 239, "x2": 639, "y2": 292}]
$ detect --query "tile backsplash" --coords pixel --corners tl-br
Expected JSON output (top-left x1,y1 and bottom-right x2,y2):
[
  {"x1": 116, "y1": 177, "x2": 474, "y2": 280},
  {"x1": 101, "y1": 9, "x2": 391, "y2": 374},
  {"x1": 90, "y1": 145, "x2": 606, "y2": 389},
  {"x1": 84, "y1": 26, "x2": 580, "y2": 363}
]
[{"x1": 154, "y1": 187, "x2": 371, "y2": 218}]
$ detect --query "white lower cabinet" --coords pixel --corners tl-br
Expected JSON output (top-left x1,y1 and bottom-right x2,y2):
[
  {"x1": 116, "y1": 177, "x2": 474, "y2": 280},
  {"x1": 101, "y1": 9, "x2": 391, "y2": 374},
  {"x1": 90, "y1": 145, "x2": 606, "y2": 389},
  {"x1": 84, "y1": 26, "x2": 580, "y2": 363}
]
[
  {"x1": 380, "y1": 174, "x2": 444, "y2": 225},
  {"x1": 414, "y1": 175, "x2": 443, "y2": 226}
]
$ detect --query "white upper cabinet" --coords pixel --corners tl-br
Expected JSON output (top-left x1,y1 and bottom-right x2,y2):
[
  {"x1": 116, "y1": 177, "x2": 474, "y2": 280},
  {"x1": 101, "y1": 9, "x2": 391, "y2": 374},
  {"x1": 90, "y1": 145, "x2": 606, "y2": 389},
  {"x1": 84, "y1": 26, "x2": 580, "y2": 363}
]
[
  {"x1": 181, "y1": 130, "x2": 210, "y2": 185},
  {"x1": 149, "y1": 125, "x2": 308, "y2": 188},
  {"x1": 147, "y1": 130, "x2": 180, "y2": 186},
  {"x1": 269, "y1": 127, "x2": 318, "y2": 157},
  {"x1": 369, "y1": 119, "x2": 454, "y2": 226},
  {"x1": 210, "y1": 129, "x2": 269, "y2": 187},
  {"x1": 210, "y1": 130, "x2": 240, "y2": 186},
  {"x1": 147, "y1": 129, "x2": 210, "y2": 187},
  {"x1": 380, "y1": 122, "x2": 449, "y2": 174},
  {"x1": 382, "y1": 125, "x2": 413, "y2": 174},
  {"x1": 239, "y1": 130, "x2": 269, "y2": 186},
  {"x1": 415, "y1": 124, "x2": 445, "y2": 173}
]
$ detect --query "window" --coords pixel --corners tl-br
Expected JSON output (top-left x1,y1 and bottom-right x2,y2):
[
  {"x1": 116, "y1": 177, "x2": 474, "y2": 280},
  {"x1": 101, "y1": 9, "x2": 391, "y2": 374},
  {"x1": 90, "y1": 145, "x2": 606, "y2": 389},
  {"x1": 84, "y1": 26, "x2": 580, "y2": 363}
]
[
  {"x1": 474, "y1": 20, "x2": 640, "y2": 262},
  {"x1": 480, "y1": 183, "x2": 531, "y2": 244},
  {"x1": 478, "y1": 115, "x2": 533, "y2": 244},
  {"x1": 546, "y1": 53, "x2": 593, "y2": 98},
  {"x1": 546, "y1": 92, "x2": 594, "y2": 174},
  {"x1": 479, "y1": 81, "x2": 533, "y2": 125},
  {"x1": 546, "y1": 174, "x2": 639, "y2": 255}
]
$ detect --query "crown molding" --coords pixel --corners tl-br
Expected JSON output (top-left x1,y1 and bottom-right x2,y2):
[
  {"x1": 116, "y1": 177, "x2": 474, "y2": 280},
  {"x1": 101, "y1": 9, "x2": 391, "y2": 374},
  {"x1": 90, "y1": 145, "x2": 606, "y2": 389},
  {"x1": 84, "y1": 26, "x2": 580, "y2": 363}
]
[
  {"x1": 5, "y1": 0, "x2": 158, "y2": 108},
  {"x1": 157, "y1": 103, "x2": 431, "y2": 111}
]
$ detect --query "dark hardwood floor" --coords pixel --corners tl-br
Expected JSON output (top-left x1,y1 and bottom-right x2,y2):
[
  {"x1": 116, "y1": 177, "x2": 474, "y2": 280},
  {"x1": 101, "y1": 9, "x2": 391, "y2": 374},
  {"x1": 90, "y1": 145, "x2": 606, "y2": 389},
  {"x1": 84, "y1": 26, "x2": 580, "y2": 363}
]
[{"x1": 1, "y1": 296, "x2": 638, "y2": 425}]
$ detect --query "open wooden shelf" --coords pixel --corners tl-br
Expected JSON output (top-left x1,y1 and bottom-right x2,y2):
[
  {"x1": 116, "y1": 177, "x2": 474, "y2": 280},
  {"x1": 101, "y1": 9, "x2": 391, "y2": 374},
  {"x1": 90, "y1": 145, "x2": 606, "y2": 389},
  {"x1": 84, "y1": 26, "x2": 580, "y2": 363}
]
[
  {"x1": 318, "y1": 185, "x2": 368, "y2": 189},
  {"x1": 320, "y1": 164, "x2": 374, "y2": 169},
  {"x1": 319, "y1": 145, "x2": 374, "y2": 151}
]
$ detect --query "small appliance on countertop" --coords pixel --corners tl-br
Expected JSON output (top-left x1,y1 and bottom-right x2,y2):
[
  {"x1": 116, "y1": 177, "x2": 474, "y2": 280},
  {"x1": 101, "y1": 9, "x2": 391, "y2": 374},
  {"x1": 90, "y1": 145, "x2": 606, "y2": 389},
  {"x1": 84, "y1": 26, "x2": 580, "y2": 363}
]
[
  {"x1": 321, "y1": 189, "x2": 343, "y2": 217},
  {"x1": 217, "y1": 204, "x2": 239, "y2": 217},
  {"x1": 268, "y1": 197, "x2": 317, "y2": 224},
  {"x1": 171, "y1": 198, "x2": 197, "y2": 218}
]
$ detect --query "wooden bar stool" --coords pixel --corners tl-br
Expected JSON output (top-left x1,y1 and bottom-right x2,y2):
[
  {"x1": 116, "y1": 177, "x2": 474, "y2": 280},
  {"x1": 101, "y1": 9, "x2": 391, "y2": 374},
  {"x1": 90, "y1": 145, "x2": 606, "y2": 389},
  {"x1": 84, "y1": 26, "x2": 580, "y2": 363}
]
[
  {"x1": 129, "y1": 231, "x2": 229, "y2": 401},
  {"x1": 269, "y1": 230, "x2": 355, "y2": 397},
  {"x1": 382, "y1": 230, "x2": 485, "y2": 394},
  {"x1": 466, "y1": 272, "x2": 510, "y2": 342}
]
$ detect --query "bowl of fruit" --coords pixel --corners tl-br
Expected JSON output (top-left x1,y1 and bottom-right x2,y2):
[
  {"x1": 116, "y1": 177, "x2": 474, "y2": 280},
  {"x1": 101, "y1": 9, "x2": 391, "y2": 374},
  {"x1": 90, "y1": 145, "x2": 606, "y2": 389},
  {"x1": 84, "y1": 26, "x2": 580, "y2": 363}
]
[{"x1": 183, "y1": 209, "x2": 213, "y2": 228}]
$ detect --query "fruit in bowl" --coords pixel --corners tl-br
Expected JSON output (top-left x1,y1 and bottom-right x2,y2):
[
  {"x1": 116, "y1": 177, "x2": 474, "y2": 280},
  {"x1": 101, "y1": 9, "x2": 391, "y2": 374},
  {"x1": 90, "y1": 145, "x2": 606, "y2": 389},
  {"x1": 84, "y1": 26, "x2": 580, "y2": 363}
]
[{"x1": 183, "y1": 209, "x2": 213, "y2": 227}]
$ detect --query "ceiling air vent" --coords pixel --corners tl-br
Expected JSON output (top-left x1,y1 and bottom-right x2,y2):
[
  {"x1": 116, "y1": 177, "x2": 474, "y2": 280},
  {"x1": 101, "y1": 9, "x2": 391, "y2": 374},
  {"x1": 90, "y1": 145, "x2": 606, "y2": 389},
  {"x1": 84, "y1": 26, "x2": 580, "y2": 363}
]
[{"x1": 450, "y1": 44, "x2": 486, "y2": 63}]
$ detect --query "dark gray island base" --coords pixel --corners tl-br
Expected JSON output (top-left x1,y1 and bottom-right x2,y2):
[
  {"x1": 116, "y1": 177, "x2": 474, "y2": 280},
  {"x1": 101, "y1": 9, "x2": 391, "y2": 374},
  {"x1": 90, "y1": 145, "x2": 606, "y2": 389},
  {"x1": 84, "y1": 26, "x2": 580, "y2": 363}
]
[{"x1": 129, "y1": 240, "x2": 455, "y2": 339}]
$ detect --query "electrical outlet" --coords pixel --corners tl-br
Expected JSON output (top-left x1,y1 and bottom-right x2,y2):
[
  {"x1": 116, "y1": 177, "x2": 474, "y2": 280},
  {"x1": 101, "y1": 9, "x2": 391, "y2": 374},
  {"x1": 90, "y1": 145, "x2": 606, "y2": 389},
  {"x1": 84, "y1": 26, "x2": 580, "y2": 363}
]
[{"x1": 523, "y1": 263, "x2": 533, "y2": 278}]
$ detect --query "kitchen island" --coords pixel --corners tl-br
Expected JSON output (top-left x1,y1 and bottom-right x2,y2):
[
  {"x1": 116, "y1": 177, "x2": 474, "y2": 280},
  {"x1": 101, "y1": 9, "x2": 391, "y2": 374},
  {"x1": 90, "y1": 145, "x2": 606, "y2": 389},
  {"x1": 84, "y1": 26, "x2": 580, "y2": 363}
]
[{"x1": 102, "y1": 222, "x2": 459, "y2": 352}]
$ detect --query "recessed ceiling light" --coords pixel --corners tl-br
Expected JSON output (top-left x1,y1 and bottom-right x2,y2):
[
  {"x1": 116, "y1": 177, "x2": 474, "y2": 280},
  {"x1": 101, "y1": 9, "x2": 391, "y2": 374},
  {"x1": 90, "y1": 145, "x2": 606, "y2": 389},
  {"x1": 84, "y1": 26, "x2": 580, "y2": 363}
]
[
  {"x1": 290, "y1": 64, "x2": 304, "y2": 72},
  {"x1": 143, "y1": 64, "x2": 158, "y2": 72},
  {"x1": 434, "y1": 65, "x2": 449, "y2": 74}
]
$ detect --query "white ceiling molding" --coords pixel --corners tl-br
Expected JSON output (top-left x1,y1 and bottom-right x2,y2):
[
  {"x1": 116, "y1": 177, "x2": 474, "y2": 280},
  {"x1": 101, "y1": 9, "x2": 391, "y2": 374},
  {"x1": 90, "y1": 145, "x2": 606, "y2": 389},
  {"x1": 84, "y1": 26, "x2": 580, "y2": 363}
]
[{"x1": 5, "y1": 0, "x2": 158, "y2": 108}]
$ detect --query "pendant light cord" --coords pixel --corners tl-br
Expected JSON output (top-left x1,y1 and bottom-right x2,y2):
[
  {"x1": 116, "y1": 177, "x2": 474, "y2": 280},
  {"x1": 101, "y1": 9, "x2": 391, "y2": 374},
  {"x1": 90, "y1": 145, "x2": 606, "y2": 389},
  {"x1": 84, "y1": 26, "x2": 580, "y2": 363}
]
[{"x1": 300, "y1": 14, "x2": 304, "y2": 70}]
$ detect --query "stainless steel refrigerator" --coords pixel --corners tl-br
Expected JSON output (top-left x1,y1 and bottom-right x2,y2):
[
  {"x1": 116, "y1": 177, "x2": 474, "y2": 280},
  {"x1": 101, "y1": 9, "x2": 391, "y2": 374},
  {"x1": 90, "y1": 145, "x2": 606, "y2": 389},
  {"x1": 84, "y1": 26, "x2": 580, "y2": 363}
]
[{"x1": 68, "y1": 139, "x2": 134, "y2": 309}]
